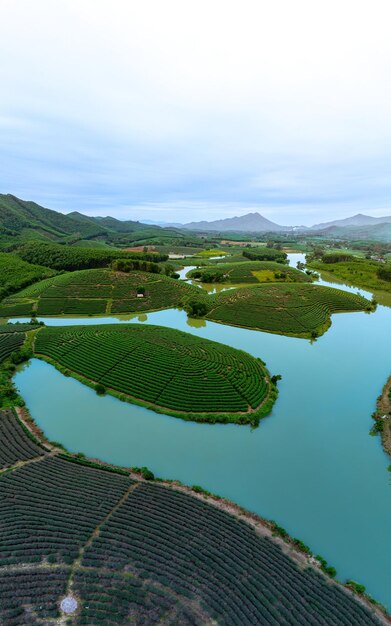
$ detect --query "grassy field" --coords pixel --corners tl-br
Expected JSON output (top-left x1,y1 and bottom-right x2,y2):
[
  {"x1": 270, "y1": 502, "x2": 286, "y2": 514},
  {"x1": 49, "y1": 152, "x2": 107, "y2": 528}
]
[
  {"x1": 205, "y1": 283, "x2": 371, "y2": 337},
  {"x1": 34, "y1": 324, "x2": 276, "y2": 424},
  {"x1": 308, "y1": 257, "x2": 391, "y2": 294},
  {"x1": 0, "y1": 268, "x2": 199, "y2": 317},
  {"x1": 0, "y1": 408, "x2": 383, "y2": 626},
  {"x1": 0, "y1": 252, "x2": 56, "y2": 300},
  {"x1": 188, "y1": 261, "x2": 311, "y2": 284}
]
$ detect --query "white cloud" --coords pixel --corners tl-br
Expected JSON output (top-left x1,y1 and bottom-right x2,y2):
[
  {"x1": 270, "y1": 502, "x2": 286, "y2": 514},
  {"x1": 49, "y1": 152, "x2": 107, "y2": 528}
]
[{"x1": 1, "y1": 0, "x2": 391, "y2": 223}]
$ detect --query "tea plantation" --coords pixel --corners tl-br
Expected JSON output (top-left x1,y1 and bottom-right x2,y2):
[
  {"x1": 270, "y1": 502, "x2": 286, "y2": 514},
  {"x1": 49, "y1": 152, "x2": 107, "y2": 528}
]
[
  {"x1": 0, "y1": 331, "x2": 25, "y2": 364},
  {"x1": 0, "y1": 410, "x2": 383, "y2": 626},
  {"x1": 188, "y1": 260, "x2": 311, "y2": 284},
  {"x1": 0, "y1": 268, "x2": 198, "y2": 317},
  {"x1": 34, "y1": 324, "x2": 275, "y2": 424},
  {"x1": 206, "y1": 283, "x2": 371, "y2": 337}
]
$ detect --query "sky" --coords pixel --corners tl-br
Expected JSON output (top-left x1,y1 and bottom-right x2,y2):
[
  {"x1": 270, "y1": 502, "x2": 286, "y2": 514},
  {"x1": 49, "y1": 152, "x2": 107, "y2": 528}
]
[{"x1": 1, "y1": 0, "x2": 391, "y2": 226}]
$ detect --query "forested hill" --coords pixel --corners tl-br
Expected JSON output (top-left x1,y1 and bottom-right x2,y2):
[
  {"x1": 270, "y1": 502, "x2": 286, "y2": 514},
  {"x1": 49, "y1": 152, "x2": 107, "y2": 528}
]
[{"x1": 0, "y1": 194, "x2": 169, "y2": 244}]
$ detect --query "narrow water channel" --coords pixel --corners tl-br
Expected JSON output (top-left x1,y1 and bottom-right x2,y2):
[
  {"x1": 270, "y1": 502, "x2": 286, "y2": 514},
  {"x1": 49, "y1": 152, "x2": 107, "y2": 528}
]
[{"x1": 13, "y1": 254, "x2": 391, "y2": 607}]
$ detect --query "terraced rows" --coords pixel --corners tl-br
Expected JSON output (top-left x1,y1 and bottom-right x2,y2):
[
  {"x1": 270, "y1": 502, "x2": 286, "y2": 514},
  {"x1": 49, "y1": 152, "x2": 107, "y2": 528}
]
[
  {"x1": 0, "y1": 268, "x2": 199, "y2": 317},
  {"x1": 81, "y1": 482, "x2": 381, "y2": 626},
  {"x1": 34, "y1": 324, "x2": 272, "y2": 423},
  {"x1": 0, "y1": 409, "x2": 46, "y2": 469},
  {"x1": 188, "y1": 261, "x2": 311, "y2": 284},
  {"x1": 0, "y1": 455, "x2": 130, "y2": 567},
  {"x1": 0, "y1": 412, "x2": 382, "y2": 626},
  {"x1": 73, "y1": 569, "x2": 204, "y2": 625},
  {"x1": 0, "y1": 332, "x2": 25, "y2": 363},
  {"x1": 206, "y1": 283, "x2": 371, "y2": 336},
  {"x1": 0, "y1": 567, "x2": 69, "y2": 625}
]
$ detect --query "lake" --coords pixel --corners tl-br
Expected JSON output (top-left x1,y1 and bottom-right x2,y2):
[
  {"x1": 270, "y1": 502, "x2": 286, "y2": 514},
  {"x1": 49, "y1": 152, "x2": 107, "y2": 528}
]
[{"x1": 13, "y1": 254, "x2": 391, "y2": 607}]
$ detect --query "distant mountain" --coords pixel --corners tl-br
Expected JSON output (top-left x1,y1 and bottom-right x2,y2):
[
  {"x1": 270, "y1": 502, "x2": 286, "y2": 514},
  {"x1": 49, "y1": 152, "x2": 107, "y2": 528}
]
[
  {"x1": 182, "y1": 212, "x2": 286, "y2": 232},
  {"x1": 310, "y1": 213, "x2": 391, "y2": 230},
  {"x1": 314, "y1": 221, "x2": 391, "y2": 242}
]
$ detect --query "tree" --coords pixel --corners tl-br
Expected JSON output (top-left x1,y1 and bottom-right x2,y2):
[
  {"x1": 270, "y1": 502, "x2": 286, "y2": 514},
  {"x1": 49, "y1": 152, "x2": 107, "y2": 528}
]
[{"x1": 184, "y1": 300, "x2": 208, "y2": 318}]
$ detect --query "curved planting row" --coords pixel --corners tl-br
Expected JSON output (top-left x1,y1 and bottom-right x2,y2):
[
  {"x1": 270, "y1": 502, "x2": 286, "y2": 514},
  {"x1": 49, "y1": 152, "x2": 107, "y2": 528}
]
[
  {"x1": 73, "y1": 569, "x2": 205, "y2": 625},
  {"x1": 34, "y1": 324, "x2": 274, "y2": 424},
  {"x1": 0, "y1": 567, "x2": 69, "y2": 626},
  {"x1": 205, "y1": 283, "x2": 371, "y2": 337},
  {"x1": 0, "y1": 411, "x2": 383, "y2": 626},
  {"x1": 188, "y1": 261, "x2": 311, "y2": 284},
  {"x1": 0, "y1": 332, "x2": 25, "y2": 363},
  {"x1": 81, "y1": 482, "x2": 382, "y2": 626},
  {"x1": 0, "y1": 268, "x2": 199, "y2": 317},
  {"x1": 0, "y1": 456, "x2": 130, "y2": 567},
  {"x1": 0, "y1": 409, "x2": 46, "y2": 469}
]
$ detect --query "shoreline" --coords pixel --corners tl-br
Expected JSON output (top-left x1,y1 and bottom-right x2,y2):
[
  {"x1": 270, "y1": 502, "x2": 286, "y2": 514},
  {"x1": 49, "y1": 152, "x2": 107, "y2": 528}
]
[
  {"x1": 11, "y1": 405, "x2": 390, "y2": 624},
  {"x1": 371, "y1": 375, "x2": 391, "y2": 458}
]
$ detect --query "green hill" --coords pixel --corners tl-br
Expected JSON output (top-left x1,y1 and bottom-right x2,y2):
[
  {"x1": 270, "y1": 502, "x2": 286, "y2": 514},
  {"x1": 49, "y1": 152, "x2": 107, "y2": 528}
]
[
  {"x1": 0, "y1": 252, "x2": 56, "y2": 301},
  {"x1": 188, "y1": 261, "x2": 311, "y2": 284},
  {"x1": 0, "y1": 194, "x2": 107, "y2": 241},
  {"x1": 34, "y1": 324, "x2": 276, "y2": 424},
  {"x1": 0, "y1": 409, "x2": 382, "y2": 626},
  {"x1": 204, "y1": 283, "x2": 372, "y2": 337},
  {"x1": 0, "y1": 268, "x2": 198, "y2": 317}
]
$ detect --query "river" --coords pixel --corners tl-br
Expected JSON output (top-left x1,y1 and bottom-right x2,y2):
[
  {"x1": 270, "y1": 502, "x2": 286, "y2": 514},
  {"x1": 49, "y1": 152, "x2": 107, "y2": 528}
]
[{"x1": 12, "y1": 254, "x2": 391, "y2": 607}]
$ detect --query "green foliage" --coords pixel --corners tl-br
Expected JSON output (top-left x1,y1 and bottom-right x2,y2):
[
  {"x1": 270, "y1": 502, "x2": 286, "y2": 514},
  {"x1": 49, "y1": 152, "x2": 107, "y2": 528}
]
[
  {"x1": 316, "y1": 555, "x2": 337, "y2": 578},
  {"x1": 184, "y1": 299, "x2": 209, "y2": 317},
  {"x1": 131, "y1": 466, "x2": 155, "y2": 480},
  {"x1": 0, "y1": 268, "x2": 198, "y2": 317},
  {"x1": 111, "y1": 258, "x2": 161, "y2": 273},
  {"x1": 191, "y1": 485, "x2": 212, "y2": 496},
  {"x1": 188, "y1": 260, "x2": 309, "y2": 284},
  {"x1": 321, "y1": 252, "x2": 354, "y2": 263},
  {"x1": 243, "y1": 248, "x2": 287, "y2": 262},
  {"x1": 0, "y1": 411, "x2": 382, "y2": 626},
  {"x1": 0, "y1": 409, "x2": 46, "y2": 468},
  {"x1": 205, "y1": 283, "x2": 370, "y2": 337},
  {"x1": 309, "y1": 256, "x2": 391, "y2": 293},
  {"x1": 95, "y1": 383, "x2": 106, "y2": 395},
  {"x1": 14, "y1": 241, "x2": 168, "y2": 271},
  {"x1": 347, "y1": 580, "x2": 366, "y2": 595},
  {"x1": 0, "y1": 251, "x2": 55, "y2": 300},
  {"x1": 0, "y1": 333, "x2": 25, "y2": 364},
  {"x1": 377, "y1": 265, "x2": 391, "y2": 281},
  {"x1": 34, "y1": 323, "x2": 274, "y2": 424}
]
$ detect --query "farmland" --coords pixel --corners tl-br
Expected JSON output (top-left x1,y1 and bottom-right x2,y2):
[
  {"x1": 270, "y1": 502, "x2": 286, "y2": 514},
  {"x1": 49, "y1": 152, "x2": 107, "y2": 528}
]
[
  {"x1": 34, "y1": 324, "x2": 276, "y2": 424},
  {"x1": 0, "y1": 332, "x2": 25, "y2": 364},
  {"x1": 0, "y1": 408, "x2": 384, "y2": 626},
  {"x1": 205, "y1": 283, "x2": 371, "y2": 337},
  {"x1": 0, "y1": 268, "x2": 199, "y2": 317},
  {"x1": 0, "y1": 251, "x2": 55, "y2": 300},
  {"x1": 188, "y1": 260, "x2": 311, "y2": 284}
]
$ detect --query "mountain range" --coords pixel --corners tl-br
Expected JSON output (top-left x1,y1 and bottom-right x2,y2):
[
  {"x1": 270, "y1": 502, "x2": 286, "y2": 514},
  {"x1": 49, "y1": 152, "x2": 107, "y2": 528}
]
[
  {"x1": 180, "y1": 211, "x2": 391, "y2": 233},
  {"x1": 1, "y1": 194, "x2": 391, "y2": 242}
]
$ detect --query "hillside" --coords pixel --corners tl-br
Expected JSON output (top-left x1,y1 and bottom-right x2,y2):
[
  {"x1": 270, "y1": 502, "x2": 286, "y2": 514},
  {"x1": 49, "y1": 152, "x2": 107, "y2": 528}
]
[
  {"x1": 0, "y1": 252, "x2": 56, "y2": 300},
  {"x1": 34, "y1": 324, "x2": 276, "y2": 424},
  {"x1": 0, "y1": 268, "x2": 198, "y2": 317},
  {"x1": 204, "y1": 283, "x2": 371, "y2": 337},
  {"x1": 0, "y1": 409, "x2": 383, "y2": 626},
  {"x1": 0, "y1": 194, "x2": 177, "y2": 246},
  {"x1": 188, "y1": 261, "x2": 311, "y2": 284},
  {"x1": 0, "y1": 194, "x2": 107, "y2": 240}
]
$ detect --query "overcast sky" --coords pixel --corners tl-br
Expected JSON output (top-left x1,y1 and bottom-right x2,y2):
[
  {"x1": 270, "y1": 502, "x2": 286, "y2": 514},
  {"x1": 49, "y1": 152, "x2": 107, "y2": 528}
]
[{"x1": 1, "y1": 0, "x2": 391, "y2": 225}]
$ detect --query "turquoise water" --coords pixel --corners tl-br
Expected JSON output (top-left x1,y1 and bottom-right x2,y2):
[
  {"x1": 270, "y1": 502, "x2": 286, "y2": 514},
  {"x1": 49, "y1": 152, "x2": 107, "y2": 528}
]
[{"x1": 13, "y1": 255, "x2": 391, "y2": 607}]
